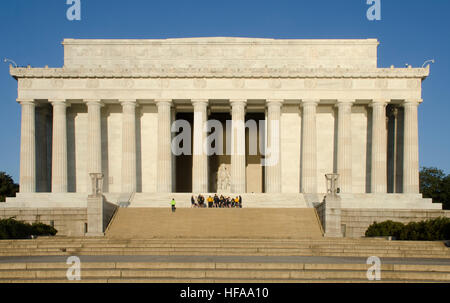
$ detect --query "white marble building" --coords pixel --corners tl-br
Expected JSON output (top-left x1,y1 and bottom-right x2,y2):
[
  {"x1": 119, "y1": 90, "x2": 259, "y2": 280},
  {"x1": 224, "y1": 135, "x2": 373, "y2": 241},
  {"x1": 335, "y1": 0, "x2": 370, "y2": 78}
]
[{"x1": 3, "y1": 37, "x2": 442, "y2": 212}]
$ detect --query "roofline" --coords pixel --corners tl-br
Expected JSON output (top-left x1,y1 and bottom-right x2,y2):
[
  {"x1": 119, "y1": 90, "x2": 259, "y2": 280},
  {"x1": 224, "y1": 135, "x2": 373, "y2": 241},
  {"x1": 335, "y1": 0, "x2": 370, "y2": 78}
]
[{"x1": 61, "y1": 37, "x2": 380, "y2": 46}]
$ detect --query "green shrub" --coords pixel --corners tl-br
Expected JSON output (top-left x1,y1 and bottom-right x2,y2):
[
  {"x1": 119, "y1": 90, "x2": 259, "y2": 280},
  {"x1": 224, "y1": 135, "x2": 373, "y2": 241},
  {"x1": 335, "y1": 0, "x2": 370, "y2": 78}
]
[
  {"x1": 0, "y1": 218, "x2": 57, "y2": 239},
  {"x1": 365, "y1": 217, "x2": 450, "y2": 241},
  {"x1": 365, "y1": 220, "x2": 405, "y2": 238},
  {"x1": 30, "y1": 222, "x2": 57, "y2": 236}
]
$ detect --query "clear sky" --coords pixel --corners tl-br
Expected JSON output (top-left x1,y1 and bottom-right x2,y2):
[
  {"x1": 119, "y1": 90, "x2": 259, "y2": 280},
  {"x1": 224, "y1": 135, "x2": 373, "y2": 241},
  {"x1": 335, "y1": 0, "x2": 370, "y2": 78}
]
[{"x1": 0, "y1": 0, "x2": 449, "y2": 182}]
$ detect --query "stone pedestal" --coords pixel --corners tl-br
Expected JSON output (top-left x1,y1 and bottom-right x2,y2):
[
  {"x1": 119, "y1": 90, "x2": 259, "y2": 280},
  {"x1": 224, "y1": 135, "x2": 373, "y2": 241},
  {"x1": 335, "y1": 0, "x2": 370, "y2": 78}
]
[
  {"x1": 86, "y1": 173, "x2": 105, "y2": 236},
  {"x1": 315, "y1": 173, "x2": 343, "y2": 238},
  {"x1": 323, "y1": 194, "x2": 343, "y2": 238},
  {"x1": 86, "y1": 195, "x2": 105, "y2": 236}
]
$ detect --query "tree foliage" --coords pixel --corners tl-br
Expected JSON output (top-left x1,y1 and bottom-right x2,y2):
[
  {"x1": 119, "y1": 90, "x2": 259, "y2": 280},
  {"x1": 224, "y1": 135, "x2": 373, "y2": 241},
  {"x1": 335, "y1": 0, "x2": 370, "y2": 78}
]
[
  {"x1": 420, "y1": 167, "x2": 450, "y2": 210},
  {"x1": 365, "y1": 217, "x2": 450, "y2": 240},
  {"x1": 0, "y1": 172, "x2": 19, "y2": 202}
]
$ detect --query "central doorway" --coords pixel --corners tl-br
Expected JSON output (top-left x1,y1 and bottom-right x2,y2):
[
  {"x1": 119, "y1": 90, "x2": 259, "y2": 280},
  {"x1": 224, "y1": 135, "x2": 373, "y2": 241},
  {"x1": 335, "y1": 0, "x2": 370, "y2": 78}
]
[{"x1": 174, "y1": 112, "x2": 265, "y2": 193}]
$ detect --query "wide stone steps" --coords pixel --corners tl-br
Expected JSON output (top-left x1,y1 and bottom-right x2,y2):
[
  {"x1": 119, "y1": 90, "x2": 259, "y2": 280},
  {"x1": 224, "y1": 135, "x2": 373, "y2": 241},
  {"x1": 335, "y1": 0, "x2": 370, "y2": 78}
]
[
  {"x1": 105, "y1": 208, "x2": 323, "y2": 239},
  {"x1": 0, "y1": 262, "x2": 449, "y2": 283},
  {"x1": 0, "y1": 238, "x2": 448, "y2": 258}
]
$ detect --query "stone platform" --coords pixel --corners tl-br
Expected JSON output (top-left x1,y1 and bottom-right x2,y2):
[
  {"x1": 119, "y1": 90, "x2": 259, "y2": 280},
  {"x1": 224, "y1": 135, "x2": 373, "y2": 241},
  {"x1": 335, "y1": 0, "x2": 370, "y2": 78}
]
[{"x1": 3, "y1": 192, "x2": 440, "y2": 209}]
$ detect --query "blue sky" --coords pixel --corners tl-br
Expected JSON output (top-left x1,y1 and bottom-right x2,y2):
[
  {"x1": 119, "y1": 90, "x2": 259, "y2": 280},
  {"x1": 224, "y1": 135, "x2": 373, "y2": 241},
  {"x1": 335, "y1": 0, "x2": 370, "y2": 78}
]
[{"x1": 0, "y1": 0, "x2": 449, "y2": 182}]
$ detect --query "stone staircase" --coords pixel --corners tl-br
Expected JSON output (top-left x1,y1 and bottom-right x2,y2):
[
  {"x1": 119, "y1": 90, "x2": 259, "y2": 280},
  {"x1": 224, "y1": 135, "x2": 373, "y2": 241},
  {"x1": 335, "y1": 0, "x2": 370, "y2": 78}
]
[
  {"x1": 0, "y1": 237, "x2": 449, "y2": 282},
  {"x1": 0, "y1": 238, "x2": 448, "y2": 258},
  {"x1": 0, "y1": 260, "x2": 449, "y2": 283},
  {"x1": 0, "y1": 207, "x2": 448, "y2": 283},
  {"x1": 105, "y1": 208, "x2": 323, "y2": 239}
]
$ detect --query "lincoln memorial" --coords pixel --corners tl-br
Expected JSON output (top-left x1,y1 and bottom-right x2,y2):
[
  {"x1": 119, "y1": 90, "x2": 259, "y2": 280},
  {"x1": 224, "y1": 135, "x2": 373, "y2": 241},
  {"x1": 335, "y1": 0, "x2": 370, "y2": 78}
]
[{"x1": 1, "y1": 37, "x2": 445, "y2": 237}]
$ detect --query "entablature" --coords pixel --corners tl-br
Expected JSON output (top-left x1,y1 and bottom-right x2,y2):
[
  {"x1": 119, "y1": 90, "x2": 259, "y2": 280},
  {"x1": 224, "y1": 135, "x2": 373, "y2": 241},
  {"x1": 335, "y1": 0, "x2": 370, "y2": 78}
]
[{"x1": 10, "y1": 65, "x2": 429, "y2": 79}]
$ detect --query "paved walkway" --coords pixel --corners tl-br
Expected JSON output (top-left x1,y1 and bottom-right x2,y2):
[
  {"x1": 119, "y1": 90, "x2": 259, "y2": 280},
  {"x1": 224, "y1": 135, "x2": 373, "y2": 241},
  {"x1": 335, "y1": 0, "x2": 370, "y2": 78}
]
[{"x1": 1, "y1": 255, "x2": 449, "y2": 265}]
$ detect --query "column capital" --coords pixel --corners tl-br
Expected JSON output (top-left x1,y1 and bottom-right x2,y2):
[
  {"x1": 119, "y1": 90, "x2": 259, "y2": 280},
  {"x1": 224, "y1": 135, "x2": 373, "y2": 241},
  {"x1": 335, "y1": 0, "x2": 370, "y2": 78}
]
[
  {"x1": 49, "y1": 100, "x2": 69, "y2": 107},
  {"x1": 335, "y1": 99, "x2": 355, "y2": 107},
  {"x1": 154, "y1": 99, "x2": 172, "y2": 107},
  {"x1": 230, "y1": 99, "x2": 247, "y2": 106},
  {"x1": 17, "y1": 98, "x2": 35, "y2": 106},
  {"x1": 191, "y1": 99, "x2": 209, "y2": 109},
  {"x1": 370, "y1": 99, "x2": 389, "y2": 107},
  {"x1": 266, "y1": 99, "x2": 283, "y2": 107},
  {"x1": 403, "y1": 99, "x2": 422, "y2": 106},
  {"x1": 119, "y1": 99, "x2": 138, "y2": 107},
  {"x1": 191, "y1": 98, "x2": 209, "y2": 103},
  {"x1": 301, "y1": 99, "x2": 319, "y2": 107},
  {"x1": 85, "y1": 99, "x2": 104, "y2": 107},
  {"x1": 230, "y1": 100, "x2": 247, "y2": 114}
]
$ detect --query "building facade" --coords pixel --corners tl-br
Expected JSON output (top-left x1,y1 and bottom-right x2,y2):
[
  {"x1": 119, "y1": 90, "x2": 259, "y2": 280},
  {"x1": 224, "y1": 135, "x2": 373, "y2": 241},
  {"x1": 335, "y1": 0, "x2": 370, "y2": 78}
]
[{"x1": 2, "y1": 37, "x2": 446, "y2": 236}]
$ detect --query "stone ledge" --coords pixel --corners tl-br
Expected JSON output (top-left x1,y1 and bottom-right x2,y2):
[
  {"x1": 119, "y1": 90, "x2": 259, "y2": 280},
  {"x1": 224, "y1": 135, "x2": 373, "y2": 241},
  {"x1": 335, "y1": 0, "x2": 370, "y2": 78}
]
[{"x1": 10, "y1": 66, "x2": 429, "y2": 79}]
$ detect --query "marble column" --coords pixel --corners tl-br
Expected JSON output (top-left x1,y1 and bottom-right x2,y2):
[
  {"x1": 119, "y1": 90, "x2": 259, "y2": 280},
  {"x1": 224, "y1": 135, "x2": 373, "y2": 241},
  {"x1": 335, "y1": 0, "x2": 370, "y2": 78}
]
[
  {"x1": 192, "y1": 99, "x2": 209, "y2": 193},
  {"x1": 301, "y1": 100, "x2": 318, "y2": 193},
  {"x1": 230, "y1": 99, "x2": 247, "y2": 193},
  {"x1": 265, "y1": 100, "x2": 282, "y2": 193},
  {"x1": 18, "y1": 99, "x2": 36, "y2": 193},
  {"x1": 336, "y1": 100, "x2": 354, "y2": 193},
  {"x1": 156, "y1": 99, "x2": 173, "y2": 193},
  {"x1": 120, "y1": 100, "x2": 137, "y2": 193},
  {"x1": 86, "y1": 100, "x2": 104, "y2": 194},
  {"x1": 51, "y1": 100, "x2": 68, "y2": 193},
  {"x1": 370, "y1": 99, "x2": 388, "y2": 193},
  {"x1": 403, "y1": 100, "x2": 420, "y2": 193}
]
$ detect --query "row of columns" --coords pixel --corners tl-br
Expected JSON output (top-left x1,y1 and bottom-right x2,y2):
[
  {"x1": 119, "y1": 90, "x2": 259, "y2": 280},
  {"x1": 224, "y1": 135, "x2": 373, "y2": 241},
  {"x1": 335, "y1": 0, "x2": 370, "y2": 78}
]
[
  {"x1": 187, "y1": 99, "x2": 283, "y2": 193},
  {"x1": 18, "y1": 98, "x2": 421, "y2": 195}
]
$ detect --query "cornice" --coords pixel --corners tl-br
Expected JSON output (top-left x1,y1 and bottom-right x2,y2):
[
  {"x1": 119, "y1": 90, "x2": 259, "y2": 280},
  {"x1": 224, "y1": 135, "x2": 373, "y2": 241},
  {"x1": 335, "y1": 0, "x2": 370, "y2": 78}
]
[
  {"x1": 62, "y1": 37, "x2": 379, "y2": 46},
  {"x1": 10, "y1": 66, "x2": 430, "y2": 80}
]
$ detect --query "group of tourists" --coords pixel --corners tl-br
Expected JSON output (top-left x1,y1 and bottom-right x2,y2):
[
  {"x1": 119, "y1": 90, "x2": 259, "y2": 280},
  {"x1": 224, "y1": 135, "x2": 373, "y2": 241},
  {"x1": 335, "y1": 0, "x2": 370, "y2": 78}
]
[
  {"x1": 170, "y1": 194, "x2": 243, "y2": 213},
  {"x1": 191, "y1": 194, "x2": 242, "y2": 208}
]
